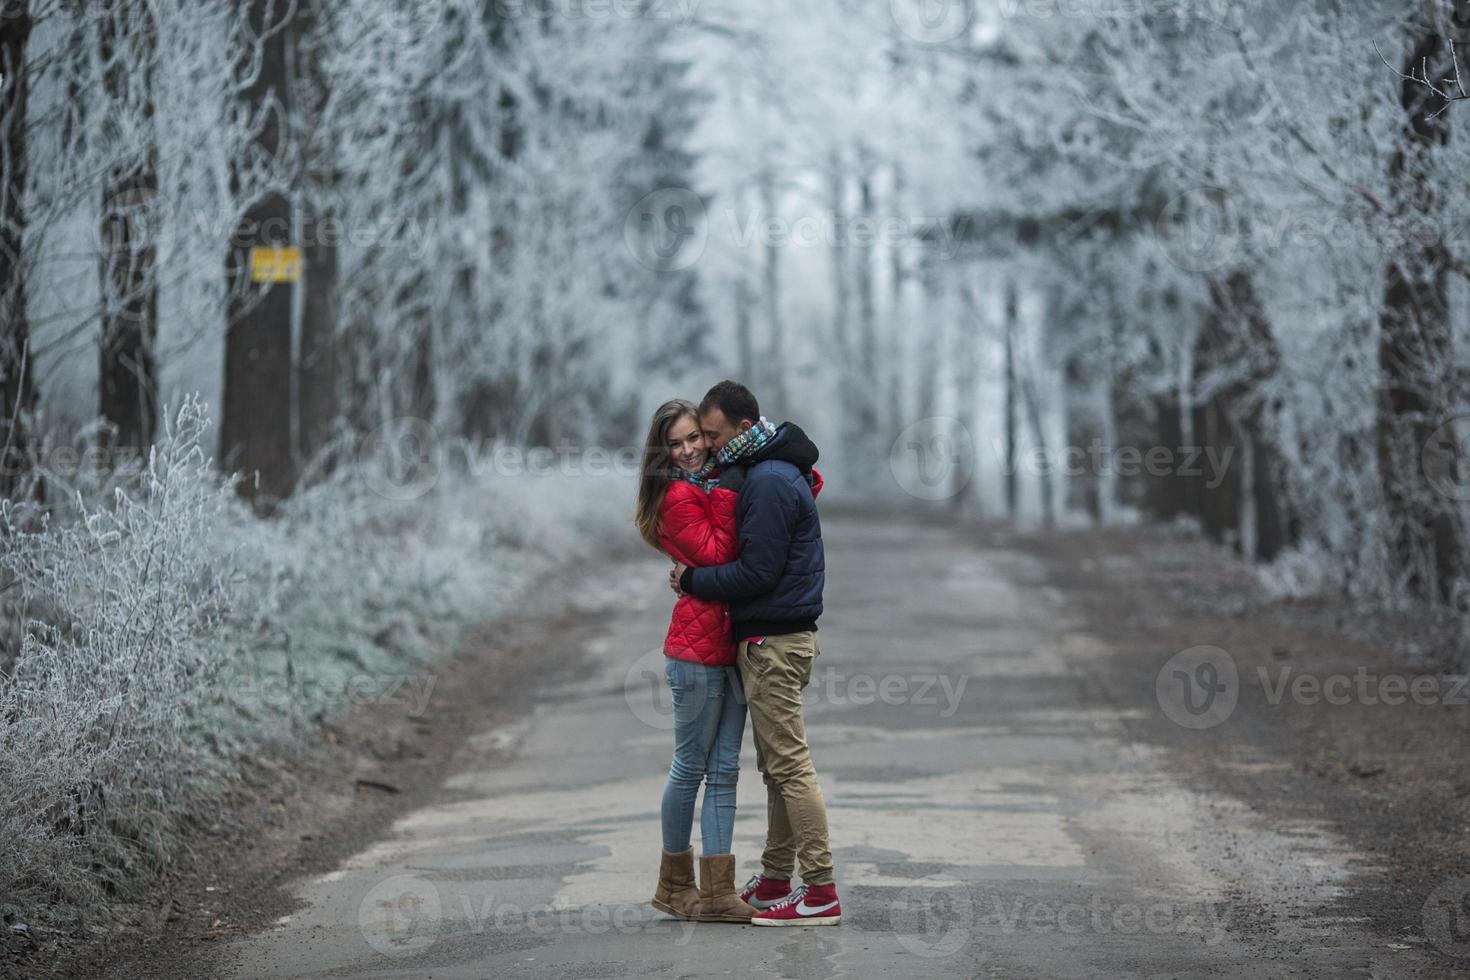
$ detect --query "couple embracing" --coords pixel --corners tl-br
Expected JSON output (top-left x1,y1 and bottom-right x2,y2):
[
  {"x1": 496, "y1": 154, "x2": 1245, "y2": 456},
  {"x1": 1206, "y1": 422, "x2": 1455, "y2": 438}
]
[{"x1": 633, "y1": 380, "x2": 841, "y2": 927}]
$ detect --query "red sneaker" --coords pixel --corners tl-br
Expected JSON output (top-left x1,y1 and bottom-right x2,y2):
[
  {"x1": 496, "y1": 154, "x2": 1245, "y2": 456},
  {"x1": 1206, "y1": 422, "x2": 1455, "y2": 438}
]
[
  {"x1": 739, "y1": 874, "x2": 792, "y2": 911},
  {"x1": 750, "y1": 883, "x2": 841, "y2": 926}
]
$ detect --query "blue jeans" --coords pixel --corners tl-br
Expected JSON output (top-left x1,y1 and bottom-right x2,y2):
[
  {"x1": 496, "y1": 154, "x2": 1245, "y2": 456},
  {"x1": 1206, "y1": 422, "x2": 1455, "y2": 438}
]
[{"x1": 660, "y1": 658, "x2": 747, "y2": 856}]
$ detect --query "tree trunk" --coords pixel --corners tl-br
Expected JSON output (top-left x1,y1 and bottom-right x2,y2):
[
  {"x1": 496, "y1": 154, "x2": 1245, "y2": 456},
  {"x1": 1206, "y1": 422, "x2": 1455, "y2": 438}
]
[
  {"x1": 914, "y1": 260, "x2": 941, "y2": 422},
  {"x1": 98, "y1": 167, "x2": 160, "y2": 452},
  {"x1": 1195, "y1": 269, "x2": 1286, "y2": 560},
  {"x1": 97, "y1": 4, "x2": 159, "y2": 452},
  {"x1": 1019, "y1": 334, "x2": 1055, "y2": 530},
  {"x1": 734, "y1": 272, "x2": 754, "y2": 383},
  {"x1": 221, "y1": 0, "x2": 296, "y2": 507},
  {"x1": 1061, "y1": 354, "x2": 1092, "y2": 520},
  {"x1": 828, "y1": 152, "x2": 861, "y2": 482},
  {"x1": 1234, "y1": 417, "x2": 1257, "y2": 561},
  {"x1": 297, "y1": 207, "x2": 339, "y2": 465},
  {"x1": 1002, "y1": 280, "x2": 1019, "y2": 518},
  {"x1": 760, "y1": 171, "x2": 787, "y2": 410},
  {"x1": 0, "y1": 0, "x2": 35, "y2": 498},
  {"x1": 886, "y1": 163, "x2": 907, "y2": 444},
  {"x1": 497, "y1": 66, "x2": 523, "y2": 411},
  {"x1": 1096, "y1": 298, "x2": 1119, "y2": 525},
  {"x1": 828, "y1": 152, "x2": 849, "y2": 360},
  {"x1": 1192, "y1": 396, "x2": 1236, "y2": 545},
  {"x1": 462, "y1": 9, "x2": 523, "y2": 441},
  {"x1": 1176, "y1": 325, "x2": 1199, "y2": 520},
  {"x1": 1146, "y1": 395, "x2": 1186, "y2": 519},
  {"x1": 409, "y1": 314, "x2": 436, "y2": 424},
  {"x1": 1094, "y1": 382, "x2": 1115, "y2": 523},
  {"x1": 854, "y1": 166, "x2": 879, "y2": 469},
  {"x1": 294, "y1": 0, "x2": 340, "y2": 470},
  {"x1": 952, "y1": 279, "x2": 981, "y2": 514},
  {"x1": 1377, "y1": 15, "x2": 1463, "y2": 600}
]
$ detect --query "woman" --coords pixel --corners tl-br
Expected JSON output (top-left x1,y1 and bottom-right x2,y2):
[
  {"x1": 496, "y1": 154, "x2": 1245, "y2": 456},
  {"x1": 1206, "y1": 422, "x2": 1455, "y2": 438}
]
[{"x1": 634, "y1": 399, "x2": 754, "y2": 924}]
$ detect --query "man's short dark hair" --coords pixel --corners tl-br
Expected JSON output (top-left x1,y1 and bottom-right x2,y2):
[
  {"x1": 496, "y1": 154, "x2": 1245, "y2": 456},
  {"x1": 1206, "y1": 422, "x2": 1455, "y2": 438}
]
[{"x1": 699, "y1": 380, "x2": 760, "y2": 424}]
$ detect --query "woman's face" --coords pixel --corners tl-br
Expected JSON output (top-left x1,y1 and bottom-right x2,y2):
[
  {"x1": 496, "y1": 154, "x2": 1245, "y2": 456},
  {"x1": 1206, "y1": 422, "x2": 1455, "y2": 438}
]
[{"x1": 665, "y1": 413, "x2": 709, "y2": 473}]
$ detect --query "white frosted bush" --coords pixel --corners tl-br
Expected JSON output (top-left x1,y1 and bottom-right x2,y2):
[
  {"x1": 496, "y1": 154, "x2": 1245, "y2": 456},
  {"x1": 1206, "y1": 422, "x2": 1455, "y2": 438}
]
[
  {"x1": 0, "y1": 396, "x2": 244, "y2": 909},
  {"x1": 0, "y1": 396, "x2": 632, "y2": 931}
]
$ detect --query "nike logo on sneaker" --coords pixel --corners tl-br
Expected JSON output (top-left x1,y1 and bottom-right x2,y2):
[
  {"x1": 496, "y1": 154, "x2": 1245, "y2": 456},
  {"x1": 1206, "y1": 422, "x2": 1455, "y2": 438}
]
[{"x1": 795, "y1": 899, "x2": 839, "y2": 915}]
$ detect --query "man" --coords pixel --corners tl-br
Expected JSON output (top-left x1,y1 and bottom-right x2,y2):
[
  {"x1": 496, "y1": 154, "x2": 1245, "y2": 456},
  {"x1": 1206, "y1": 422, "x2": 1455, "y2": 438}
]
[{"x1": 669, "y1": 380, "x2": 841, "y2": 927}]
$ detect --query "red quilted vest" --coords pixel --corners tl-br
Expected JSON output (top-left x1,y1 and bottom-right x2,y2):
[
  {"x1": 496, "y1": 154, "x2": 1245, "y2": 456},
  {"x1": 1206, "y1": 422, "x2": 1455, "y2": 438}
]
[{"x1": 657, "y1": 469, "x2": 823, "y2": 666}]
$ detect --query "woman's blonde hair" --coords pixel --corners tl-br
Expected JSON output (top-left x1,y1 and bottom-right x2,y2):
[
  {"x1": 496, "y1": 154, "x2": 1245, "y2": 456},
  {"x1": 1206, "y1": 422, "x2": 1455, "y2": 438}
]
[{"x1": 634, "y1": 399, "x2": 701, "y2": 550}]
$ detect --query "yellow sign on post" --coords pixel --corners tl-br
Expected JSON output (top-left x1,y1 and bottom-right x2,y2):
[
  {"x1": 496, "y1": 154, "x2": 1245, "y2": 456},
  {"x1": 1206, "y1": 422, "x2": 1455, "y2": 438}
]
[{"x1": 249, "y1": 245, "x2": 302, "y2": 284}]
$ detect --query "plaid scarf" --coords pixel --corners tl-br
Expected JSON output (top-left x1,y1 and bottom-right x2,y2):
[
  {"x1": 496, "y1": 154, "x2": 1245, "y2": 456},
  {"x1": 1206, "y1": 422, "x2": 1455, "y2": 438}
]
[{"x1": 672, "y1": 416, "x2": 779, "y2": 492}]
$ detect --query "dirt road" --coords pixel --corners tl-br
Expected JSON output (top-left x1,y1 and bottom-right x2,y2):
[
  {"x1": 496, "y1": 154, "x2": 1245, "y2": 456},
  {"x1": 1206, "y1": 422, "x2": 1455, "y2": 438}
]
[{"x1": 178, "y1": 514, "x2": 1466, "y2": 978}]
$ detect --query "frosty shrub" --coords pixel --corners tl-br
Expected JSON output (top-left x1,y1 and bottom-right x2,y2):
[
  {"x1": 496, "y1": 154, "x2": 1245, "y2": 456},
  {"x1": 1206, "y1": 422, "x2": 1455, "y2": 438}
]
[
  {"x1": 0, "y1": 395, "x2": 631, "y2": 932},
  {"x1": 0, "y1": 396, "x2": 246, "y2": 913}
]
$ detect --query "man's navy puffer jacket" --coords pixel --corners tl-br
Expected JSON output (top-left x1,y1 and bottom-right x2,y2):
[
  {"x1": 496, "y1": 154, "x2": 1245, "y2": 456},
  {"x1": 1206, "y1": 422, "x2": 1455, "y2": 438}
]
[{"x1": 682, "y1": 422, "x2": 825, "y2": 639}]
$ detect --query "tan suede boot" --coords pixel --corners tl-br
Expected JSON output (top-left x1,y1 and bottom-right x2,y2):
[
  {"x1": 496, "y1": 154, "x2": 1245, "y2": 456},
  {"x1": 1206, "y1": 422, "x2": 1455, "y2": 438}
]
[
  {"x1": 651, "y1": 848, "x2": 700, "y2": 919},
  {"x1": 697, "y1": 854, "x2": 755, "y2": 923}
]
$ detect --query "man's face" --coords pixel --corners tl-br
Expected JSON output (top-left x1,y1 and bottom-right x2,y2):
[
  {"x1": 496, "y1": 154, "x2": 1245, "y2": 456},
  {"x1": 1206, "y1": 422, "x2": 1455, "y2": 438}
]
[{"x1": 699, "y1": 407, "x2": 750, "y2": 455}]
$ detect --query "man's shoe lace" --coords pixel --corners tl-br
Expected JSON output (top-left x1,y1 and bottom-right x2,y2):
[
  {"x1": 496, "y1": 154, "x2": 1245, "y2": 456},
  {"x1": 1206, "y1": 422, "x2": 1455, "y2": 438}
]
[{"x1": 766, "y1": 884, "x2": 808, "y2": 911}]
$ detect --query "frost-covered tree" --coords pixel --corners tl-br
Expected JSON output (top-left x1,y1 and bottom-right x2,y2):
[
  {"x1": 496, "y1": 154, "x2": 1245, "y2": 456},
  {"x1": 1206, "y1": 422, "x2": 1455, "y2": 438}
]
[
  {"x1": 292, "y1": 0, "x2": 340, "y2": 468},
  {"x1": 95, "y1": 2, "x2": 161, "y2": 451},
  {"x1": 220, "y1": 0, "x2": 297, "y2": 506},
  {"x1": 1377, "y1": 7, "x2": 1464, "y2": 600},
  {"x1": 0, "y1": 0, "x2": 36, "y2": 498}
]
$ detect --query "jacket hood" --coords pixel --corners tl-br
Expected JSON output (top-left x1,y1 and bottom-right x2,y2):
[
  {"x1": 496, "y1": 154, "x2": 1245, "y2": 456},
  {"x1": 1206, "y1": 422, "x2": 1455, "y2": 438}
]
[{"x1": 746, "y1": 421, "x2": 820, "y2": 473}]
